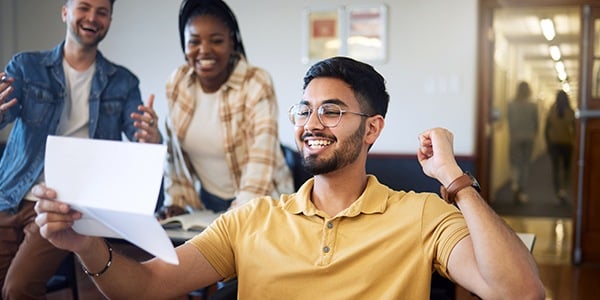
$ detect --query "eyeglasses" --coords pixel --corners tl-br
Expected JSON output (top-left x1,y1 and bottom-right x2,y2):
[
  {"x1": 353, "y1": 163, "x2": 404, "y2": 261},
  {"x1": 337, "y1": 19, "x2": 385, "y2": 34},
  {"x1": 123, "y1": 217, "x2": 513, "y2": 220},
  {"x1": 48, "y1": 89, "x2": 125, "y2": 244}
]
[{"x1": 288, "y1": 103, "x2": 371, "y2": 128}]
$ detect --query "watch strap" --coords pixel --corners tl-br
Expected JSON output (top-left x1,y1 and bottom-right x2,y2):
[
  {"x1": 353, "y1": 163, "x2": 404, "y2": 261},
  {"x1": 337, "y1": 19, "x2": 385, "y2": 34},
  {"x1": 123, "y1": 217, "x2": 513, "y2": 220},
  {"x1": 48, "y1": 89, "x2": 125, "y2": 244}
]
[{"x1": 440, "y1": 173, "x2": 474, "y2": 204}]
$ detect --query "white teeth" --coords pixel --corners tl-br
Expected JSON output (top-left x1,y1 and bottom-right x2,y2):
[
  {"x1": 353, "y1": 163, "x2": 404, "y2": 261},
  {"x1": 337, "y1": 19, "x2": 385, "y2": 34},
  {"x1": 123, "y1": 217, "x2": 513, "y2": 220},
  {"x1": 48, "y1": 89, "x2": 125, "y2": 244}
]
[
  {"x1": 198, "y1": 59, "x2": 216, "y2": 67},
  {"x1": 82, "y1": 25, "x2": 97, "y2": 32},
  {"x1": 307, "y1": 140, "x2": 331, "y2": 148}
]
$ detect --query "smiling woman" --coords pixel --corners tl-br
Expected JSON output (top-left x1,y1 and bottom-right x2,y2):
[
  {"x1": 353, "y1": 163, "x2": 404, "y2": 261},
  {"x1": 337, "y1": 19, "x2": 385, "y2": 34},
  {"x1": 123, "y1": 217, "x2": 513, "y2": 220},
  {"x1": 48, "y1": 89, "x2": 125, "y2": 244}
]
[{"x1": 159, "y1": 0, "x2": 293, "y2": 219}]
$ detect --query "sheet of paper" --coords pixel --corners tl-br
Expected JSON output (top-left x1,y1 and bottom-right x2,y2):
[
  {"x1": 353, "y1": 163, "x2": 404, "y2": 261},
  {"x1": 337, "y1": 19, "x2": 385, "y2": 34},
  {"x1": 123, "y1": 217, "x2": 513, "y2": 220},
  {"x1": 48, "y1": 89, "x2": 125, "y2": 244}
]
[{"x1": 45, "y1": 136, "x2": 179, "y2": 265}]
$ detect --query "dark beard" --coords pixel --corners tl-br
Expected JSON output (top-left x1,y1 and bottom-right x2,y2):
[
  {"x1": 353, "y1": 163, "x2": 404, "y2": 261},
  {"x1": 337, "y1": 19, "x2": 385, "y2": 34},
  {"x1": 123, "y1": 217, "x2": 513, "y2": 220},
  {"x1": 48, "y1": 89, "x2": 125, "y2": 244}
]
[{"x1": 302, "y1": 121, "x2": 365, "y2": 175}]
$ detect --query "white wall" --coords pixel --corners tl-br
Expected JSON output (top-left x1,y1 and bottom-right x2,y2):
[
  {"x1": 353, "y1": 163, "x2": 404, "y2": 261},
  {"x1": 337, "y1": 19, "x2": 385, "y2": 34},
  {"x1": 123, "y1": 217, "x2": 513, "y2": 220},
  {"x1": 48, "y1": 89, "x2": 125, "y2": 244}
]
[{"x1": 1, "y1": 0, "x2": 478, "y2": 155}]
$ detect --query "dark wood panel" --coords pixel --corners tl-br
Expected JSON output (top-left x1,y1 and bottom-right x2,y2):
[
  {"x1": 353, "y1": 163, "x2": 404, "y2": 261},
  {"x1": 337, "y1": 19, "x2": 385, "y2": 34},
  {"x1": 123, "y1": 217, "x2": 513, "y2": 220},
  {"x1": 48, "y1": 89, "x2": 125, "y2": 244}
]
[
  {"x1": 581, "y1": 119, "x2": 600, "y2": 262},
  {"x1": 587, "y1": 7, "x2": 600, "y2": 110}
]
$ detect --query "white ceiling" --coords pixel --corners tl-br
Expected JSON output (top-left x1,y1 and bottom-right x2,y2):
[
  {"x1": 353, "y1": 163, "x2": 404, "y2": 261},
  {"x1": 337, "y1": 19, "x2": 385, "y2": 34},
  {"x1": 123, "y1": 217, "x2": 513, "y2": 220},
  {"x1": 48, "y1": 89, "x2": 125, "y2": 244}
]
[{"x1": 493, "y1": 6, "x2": 580, "y2": 99}]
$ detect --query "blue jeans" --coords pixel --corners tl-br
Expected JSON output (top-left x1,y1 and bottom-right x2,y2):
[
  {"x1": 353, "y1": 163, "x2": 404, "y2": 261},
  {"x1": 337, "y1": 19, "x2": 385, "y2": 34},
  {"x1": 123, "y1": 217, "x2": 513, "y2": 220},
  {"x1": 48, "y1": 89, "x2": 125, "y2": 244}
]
[{"x1": 200, "y1": 188, "x2": 234, "y2": 212}]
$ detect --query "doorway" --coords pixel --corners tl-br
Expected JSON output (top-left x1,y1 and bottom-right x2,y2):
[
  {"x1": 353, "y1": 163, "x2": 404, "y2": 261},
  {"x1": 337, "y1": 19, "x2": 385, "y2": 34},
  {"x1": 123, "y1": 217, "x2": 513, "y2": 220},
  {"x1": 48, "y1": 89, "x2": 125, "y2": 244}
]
[
  {"x1": 488, "y1": 6, "x2": 580, "y2": 219},
  {"x1": 478, "y1": 0, "x2": 600, "y2": 265}
]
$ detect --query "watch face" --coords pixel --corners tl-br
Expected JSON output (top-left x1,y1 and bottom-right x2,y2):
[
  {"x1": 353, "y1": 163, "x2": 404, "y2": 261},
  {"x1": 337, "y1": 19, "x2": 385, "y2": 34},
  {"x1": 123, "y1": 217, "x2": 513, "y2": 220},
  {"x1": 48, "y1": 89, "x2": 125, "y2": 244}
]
[{"x1": 466, "y1": 171, "x2": 481, "y2": 192}]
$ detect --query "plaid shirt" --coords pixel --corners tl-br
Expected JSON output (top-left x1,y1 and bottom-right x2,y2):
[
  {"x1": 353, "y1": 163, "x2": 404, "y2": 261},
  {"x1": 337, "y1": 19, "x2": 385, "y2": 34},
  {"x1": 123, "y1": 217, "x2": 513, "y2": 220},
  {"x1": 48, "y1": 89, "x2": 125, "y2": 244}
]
[{"x1": 163, "y1": 58, "x2": 293, "y2": 209}]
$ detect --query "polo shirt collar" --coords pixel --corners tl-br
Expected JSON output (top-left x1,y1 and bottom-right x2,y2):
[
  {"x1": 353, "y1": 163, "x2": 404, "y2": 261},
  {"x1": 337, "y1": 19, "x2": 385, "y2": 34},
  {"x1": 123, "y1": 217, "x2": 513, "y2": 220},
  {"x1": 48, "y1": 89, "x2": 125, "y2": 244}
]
[{"x1": 284, "y1": 175, "x2": 389, "y2": 218}]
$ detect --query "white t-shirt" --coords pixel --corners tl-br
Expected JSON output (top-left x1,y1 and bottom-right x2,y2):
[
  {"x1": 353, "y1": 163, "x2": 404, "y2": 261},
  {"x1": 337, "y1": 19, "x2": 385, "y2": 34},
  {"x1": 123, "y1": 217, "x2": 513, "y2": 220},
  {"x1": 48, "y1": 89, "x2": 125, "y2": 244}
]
[
  {"x1": 56, "y1": 59, "x2": 93, "y2": 137},
  {"x1": 181, "y1": 88, "x2": 235, "y2": 199}
]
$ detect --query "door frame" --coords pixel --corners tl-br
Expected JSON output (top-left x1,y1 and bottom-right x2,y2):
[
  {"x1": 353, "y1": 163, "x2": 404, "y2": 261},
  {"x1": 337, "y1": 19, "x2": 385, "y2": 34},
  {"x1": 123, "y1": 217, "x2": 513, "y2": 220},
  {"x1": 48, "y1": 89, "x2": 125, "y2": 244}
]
[{"x1": 476, "y1": 0, "x2": 597, "y2": 264}]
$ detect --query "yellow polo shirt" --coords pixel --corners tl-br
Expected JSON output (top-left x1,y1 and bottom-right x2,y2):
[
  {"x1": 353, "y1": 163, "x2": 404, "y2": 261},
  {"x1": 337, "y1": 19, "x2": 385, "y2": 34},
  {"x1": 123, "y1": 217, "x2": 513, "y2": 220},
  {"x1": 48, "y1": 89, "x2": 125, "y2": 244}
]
[{"x1": 188, "y1": 175, "x2": 469, "y2": 299}]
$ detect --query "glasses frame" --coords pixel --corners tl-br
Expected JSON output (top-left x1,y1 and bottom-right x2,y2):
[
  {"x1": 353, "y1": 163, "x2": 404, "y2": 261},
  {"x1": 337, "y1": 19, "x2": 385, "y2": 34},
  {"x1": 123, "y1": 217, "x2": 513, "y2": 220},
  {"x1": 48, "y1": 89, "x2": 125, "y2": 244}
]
[{"x1": 288, "y1": 103, "x2": 372, "y2": 128}]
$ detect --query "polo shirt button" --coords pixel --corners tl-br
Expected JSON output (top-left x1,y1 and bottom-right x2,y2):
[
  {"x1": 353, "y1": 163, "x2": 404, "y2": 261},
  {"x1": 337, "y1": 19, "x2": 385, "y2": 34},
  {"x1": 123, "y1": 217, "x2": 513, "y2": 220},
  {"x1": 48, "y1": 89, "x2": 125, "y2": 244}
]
[
  {"x1": 323, "y1": 246, "x2": 330, "y2": 253},
  {"x1": 327, "y1": 222, "x2": 333, "y2": 229}
]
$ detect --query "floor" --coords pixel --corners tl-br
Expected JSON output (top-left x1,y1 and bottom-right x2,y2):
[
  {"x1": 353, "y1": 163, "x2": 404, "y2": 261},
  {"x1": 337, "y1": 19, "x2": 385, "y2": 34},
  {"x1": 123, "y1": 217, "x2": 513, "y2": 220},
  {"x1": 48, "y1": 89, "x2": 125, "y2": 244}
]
[{"x1": 491, "y1": 153, "x2": 573, "y2": 219}]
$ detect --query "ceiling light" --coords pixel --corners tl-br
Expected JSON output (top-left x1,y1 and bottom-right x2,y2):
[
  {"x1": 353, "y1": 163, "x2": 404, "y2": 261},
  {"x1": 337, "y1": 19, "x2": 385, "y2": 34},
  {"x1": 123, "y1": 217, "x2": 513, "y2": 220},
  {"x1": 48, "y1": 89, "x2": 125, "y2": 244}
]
[
  {"x1": 540, "y1": 18, "x2": 556, "y2": 41},
  {"x1": 549, "y1": 45, "x2": 561, "y2": 61},
  {"x1": 554, "y1": 61, "x2": 566, "y2": 73}
]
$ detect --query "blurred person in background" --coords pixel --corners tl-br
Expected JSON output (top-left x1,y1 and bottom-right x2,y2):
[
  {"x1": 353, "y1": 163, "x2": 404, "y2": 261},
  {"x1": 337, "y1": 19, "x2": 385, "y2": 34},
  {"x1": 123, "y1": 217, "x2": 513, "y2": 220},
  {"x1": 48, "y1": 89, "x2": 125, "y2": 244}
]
[
  {"x1": 507, "y1": 81, "x2": 539, "y2": 204},
  {"x1": 544, "y1": 90, "x2": 576, "y2": 206}
]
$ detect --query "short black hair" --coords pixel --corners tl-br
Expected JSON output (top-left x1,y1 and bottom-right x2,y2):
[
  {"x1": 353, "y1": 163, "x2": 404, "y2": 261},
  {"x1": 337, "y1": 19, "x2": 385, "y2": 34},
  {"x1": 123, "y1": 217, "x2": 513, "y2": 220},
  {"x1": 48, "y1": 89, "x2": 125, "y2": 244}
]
[
  {"x1": 303, "y1": 57, "x2": 389, "y2": 118},
  {"x1": 178, "y1": 0, "x2": 246, "y2": 57}
]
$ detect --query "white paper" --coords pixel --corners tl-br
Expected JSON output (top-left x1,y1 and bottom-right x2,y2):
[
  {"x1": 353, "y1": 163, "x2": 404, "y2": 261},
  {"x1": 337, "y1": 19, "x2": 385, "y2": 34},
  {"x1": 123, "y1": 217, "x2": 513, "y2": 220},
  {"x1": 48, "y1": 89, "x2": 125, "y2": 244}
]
[{"x1": 44, "y1": 136, "x2": 179, "y2": 265}]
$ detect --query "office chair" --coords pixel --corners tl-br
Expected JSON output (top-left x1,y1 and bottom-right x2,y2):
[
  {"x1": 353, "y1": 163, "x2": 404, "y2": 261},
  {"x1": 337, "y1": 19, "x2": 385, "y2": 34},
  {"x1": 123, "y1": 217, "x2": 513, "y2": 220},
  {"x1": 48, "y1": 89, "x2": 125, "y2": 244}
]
[{"x1": 46, "y1": 253, "x2": 79, "y2": 300}]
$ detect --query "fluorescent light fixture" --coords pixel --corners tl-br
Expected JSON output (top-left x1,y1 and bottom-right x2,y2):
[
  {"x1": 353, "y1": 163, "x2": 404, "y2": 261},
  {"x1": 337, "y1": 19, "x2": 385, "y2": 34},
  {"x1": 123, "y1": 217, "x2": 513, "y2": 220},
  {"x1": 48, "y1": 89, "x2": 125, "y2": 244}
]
[
  {"x1": 554, "y1": 61, "x2": 567, "y2": 81},
  {"x1": 554, "y1": 61, "x2": 566, "y2": 73},
  {"x1": 549, "y1": 45, "x2": 561, "y2": 61},
  {"x1": 540, "y1": 18, "x2": 556, "y2": 41},
  {"x1": 562, "y1": 81, "x2": 571, "y2": 93}
]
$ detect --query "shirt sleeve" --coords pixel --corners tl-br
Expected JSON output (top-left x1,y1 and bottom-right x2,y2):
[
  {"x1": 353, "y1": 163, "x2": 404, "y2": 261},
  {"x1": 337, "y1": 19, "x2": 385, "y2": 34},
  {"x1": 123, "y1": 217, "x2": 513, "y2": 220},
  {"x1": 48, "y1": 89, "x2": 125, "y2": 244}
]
[
  {"x1": 420, "y1": 193, "x2": 470, "y2": 279},
  {"x1": 162, "y1": 115, "x2": 204, "y2": 210},
  {"x1": 162, "y1": 67, "x2": 204, "y2": 210},
  {"x1": 186, "y1": 210, "x2": 237, "y2": 280},
  {"x1": 229, "y1": 69, "x2": 283, "y2": 203}
]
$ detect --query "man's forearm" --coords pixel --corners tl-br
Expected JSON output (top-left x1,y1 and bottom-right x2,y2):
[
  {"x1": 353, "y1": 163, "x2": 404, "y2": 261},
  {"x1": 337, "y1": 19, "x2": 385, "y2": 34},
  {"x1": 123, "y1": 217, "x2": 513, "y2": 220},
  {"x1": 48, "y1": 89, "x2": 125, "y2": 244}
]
[
  {"x1": 455, "y1": 188, "x2": 543, "y2": 298},
  {"x1": 76, "y1": 237, "x2": 156, "y2": 299}
]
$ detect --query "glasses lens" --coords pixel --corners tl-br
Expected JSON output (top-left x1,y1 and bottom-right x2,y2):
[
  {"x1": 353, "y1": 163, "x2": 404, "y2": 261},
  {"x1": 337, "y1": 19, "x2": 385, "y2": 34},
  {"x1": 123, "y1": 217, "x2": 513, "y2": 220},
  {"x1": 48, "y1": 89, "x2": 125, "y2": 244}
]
[
  {"x1": 290, "y1": 104, "x2": 311, "y2": 126},
  {"x1": 318, "y1": 104, "x2": 342, "y2": 127}
]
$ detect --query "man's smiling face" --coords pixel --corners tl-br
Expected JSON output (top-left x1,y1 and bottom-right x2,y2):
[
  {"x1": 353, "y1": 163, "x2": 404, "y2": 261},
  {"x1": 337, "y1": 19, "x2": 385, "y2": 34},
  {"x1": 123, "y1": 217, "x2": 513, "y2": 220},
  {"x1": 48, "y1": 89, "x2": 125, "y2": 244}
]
[
  {"x1": 295, "y1": 77, "x2": 367, "y2": 175},
  {"x1": 62, "y1": 0, "x2": 112, "y2": 49}
]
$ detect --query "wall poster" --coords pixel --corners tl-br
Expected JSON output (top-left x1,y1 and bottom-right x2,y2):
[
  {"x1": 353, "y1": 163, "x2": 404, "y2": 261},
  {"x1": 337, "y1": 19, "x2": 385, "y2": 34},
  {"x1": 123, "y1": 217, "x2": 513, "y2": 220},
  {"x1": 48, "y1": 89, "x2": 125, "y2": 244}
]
[
  {"x1": 303, "y1": 4, "x2": 387, "y2": 64},
  {"x1": 346, "y1": 5, "x2": 387, "y2": 63},
  {"x1": 303, "y1": 7, "x2": 342, "y2": 63}
]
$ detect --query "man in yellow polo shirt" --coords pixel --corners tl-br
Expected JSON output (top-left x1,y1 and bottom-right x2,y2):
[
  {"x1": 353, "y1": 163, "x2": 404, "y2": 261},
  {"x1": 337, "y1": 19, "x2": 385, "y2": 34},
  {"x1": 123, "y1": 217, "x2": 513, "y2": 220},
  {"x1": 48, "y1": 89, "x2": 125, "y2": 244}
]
[{"x1": 33, "y1": 56, "x2": 545, "y2": 299}]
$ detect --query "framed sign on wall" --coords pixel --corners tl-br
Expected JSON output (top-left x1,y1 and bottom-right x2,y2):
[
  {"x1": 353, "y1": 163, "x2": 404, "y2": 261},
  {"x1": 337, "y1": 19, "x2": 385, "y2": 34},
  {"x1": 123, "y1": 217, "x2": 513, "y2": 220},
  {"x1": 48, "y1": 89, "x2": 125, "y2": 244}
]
[
  {"x1": 302, "y1": 4, "x2": 387, "y2": 64},
  {"x1": 346, "y1": 4, "x2": 388, "y2": 63},
  {"x1": 302, "y1": 6, "x2": 343, "y2": 63}
]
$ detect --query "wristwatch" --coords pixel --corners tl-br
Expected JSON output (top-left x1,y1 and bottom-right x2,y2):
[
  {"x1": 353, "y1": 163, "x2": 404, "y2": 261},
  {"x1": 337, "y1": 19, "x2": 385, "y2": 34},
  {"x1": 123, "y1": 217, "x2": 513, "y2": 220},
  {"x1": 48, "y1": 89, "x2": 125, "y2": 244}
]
[{"x1": 440, "y1": 171, "x2": 481, "y2": 204}]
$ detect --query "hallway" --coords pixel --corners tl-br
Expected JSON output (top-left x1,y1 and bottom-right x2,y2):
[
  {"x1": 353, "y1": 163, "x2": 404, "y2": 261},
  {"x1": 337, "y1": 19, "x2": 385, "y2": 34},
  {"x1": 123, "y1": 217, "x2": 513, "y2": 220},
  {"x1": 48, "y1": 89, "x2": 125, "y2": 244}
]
[{"x1": 491, "y1": 153, "x2": 573, "y2": 218}]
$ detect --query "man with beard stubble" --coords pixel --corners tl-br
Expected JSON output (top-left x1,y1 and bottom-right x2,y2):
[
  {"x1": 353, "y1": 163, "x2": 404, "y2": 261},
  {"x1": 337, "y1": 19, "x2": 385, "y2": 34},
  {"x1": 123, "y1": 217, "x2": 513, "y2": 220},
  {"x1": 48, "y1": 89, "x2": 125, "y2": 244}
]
[{"x1": 32, "y1": 56, "x2": 544, "y2": 299}]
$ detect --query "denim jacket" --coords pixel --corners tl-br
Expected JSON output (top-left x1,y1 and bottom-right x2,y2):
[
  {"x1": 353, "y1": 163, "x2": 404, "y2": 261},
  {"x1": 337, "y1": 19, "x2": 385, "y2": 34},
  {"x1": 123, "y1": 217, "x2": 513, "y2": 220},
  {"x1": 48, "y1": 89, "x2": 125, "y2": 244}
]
[{"x1": 0, "y1": 42, "x2": 144, "y2": 213}]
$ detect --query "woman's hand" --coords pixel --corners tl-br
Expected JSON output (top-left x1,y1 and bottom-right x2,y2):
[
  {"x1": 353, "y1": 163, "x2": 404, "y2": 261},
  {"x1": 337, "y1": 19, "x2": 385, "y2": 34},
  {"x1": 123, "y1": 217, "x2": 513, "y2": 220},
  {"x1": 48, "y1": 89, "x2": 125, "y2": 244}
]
[{"x1": 155, "y1": 205, "x2": 187, "y2": 220}]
